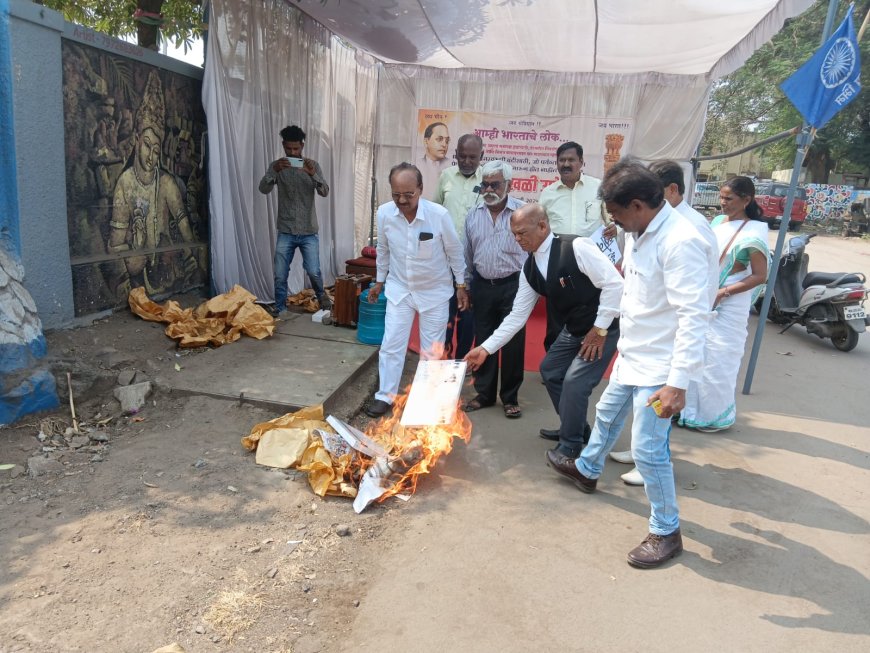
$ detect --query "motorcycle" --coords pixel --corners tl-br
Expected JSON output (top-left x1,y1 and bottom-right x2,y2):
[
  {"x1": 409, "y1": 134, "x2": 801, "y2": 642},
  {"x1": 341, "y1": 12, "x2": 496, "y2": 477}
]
[
  {"x1": 841, "y1": 201, "x2": 869, "y2": 238},
  {"x1": 755, "y1": 233, "x2": 869, "y2": 352}
]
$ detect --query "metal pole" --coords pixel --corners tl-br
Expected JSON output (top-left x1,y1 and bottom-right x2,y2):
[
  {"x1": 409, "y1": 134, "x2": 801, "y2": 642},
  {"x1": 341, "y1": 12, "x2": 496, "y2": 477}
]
[
  {"x1": 693, "y1": 126, "x2": 800, "y2": 162},
  {"x1": 742, "y1": 0, "x2": 840, "y2": 394},
  {"x1": 0, "y1": 0, "x2": 21, "y2": 253}
]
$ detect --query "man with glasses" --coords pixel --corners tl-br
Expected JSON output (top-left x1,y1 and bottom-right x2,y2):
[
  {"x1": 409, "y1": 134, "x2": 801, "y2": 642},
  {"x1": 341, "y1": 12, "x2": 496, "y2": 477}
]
[
  {"x1": 364, "y1": 163, "x2": 468, "y2": 418},
  {"x1": 544, "y1": 160, "x2": 710, "y2": 569},
  {"x1": 464, "y1": 203, "x2": 623, "y2": 462},
  {"x1": 540, "y1": 141, "x2": 607, "y2": 238},
  {"x1": 461, "y1": 160, "x2": 526, "y2": 419}
]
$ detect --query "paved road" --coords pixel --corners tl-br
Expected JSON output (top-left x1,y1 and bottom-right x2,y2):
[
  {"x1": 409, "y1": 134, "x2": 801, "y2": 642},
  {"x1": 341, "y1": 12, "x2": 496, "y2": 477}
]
[{"x1": 342, "y1": 235, "x2": 870, "y2": 653}]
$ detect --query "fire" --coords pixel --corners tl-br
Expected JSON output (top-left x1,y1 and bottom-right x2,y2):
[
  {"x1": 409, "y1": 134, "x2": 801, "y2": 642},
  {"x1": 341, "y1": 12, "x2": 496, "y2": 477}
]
[{"x1": 360, "y1": 389, "x2": 472, "y2": 500}]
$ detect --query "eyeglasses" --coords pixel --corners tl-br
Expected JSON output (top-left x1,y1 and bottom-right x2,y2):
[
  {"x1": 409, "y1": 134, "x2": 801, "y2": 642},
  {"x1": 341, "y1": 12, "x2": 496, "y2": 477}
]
[
  {"x1": 391, "y1": 191, "x2": 419, "y2": 202},
  {"x1": 480, "y1": 181, "x2": 504, "y2": 190}
]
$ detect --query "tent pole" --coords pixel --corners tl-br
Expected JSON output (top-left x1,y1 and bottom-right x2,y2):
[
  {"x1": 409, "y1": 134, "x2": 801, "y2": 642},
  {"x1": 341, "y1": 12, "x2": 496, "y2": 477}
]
[
  {"x1": 741, "y1": 0, "x2": 839, "y2": 395},
  {"x1": 369, "y1": 65, "x2": 381, "y2": 246}
]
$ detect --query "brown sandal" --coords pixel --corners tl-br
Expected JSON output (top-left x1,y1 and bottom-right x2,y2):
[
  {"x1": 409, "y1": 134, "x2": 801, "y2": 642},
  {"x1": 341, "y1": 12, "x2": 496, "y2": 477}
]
[
  {"x1": 503, "y1": 404, "x2": 523, "y2": 419},
  {"x1": 462, "y1": 395, "x2": 495, "y2": 412}
]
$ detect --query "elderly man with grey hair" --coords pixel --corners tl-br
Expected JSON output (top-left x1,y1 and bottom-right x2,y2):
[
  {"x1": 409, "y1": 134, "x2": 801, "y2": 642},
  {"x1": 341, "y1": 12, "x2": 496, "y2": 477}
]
[{"x1": 461, "y1": 160, "x2": 528, "y2": 418}]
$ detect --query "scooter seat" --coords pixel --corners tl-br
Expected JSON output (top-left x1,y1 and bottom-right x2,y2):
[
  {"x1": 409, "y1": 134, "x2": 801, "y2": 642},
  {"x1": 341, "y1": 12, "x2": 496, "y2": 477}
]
[{"x1": 802, "y1": 271, "x2": 864, "y2": 288}]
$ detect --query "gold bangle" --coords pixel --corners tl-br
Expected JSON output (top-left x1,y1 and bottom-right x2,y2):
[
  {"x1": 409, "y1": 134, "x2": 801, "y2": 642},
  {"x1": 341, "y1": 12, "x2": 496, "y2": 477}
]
[{"x1": 456, "y1": 283, "x2": 467, "y2": 289}]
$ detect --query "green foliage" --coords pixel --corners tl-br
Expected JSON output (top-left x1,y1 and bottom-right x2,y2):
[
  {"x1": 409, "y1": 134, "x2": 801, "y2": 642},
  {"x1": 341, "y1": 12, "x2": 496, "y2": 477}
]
[
  {"x1": 702, "y1": 1, "x2": 870, "y2": 182},
  {"x1": 38, "y1": 0, "x2": 204, "y2": 50}
]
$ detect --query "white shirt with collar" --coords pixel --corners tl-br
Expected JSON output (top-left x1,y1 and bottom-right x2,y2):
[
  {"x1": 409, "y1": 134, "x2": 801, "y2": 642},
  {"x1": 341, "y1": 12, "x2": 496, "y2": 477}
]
[
  {"x1": 375, "y1": 198, "x2": 466, "y2": 312},
  {"x1": 539, "y1": 174, "x2": 605, "y2": 237},
  {"x1": 613, "y1": 202, "x2": 711, "y2": 389},
  {"x1": 674, "y1": 199, "x2": 719, "y2": 309},
  {"x1": 480, "y1": 232, "x2": 624, "y2": 354}
]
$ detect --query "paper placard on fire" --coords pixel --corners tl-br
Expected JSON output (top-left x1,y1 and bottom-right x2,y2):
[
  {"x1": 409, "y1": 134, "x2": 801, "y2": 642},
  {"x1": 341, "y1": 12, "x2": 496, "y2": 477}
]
[{"x1": 400, "y1": 360, "x2": 467, "y2": 427}]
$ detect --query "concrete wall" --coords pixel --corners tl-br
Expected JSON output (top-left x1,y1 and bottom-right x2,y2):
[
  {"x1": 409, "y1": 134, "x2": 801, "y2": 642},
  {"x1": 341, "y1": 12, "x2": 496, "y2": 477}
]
[
  {"x1": 9, "y1": 1, "x2": 72, "y2": 328},
  {"x1": 8, "y1": 0, "x2": 205, "y2": 328}
]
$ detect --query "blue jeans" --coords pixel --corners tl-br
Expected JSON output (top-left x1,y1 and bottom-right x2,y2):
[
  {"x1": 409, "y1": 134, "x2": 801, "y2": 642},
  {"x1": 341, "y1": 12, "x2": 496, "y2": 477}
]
[
  {"x1": 274, "y1": 232, "x2": 324, "y2": 309},
  {"x1": 540, "y1": 326, "x2": 619, "y2": 457},
  {"x1": 576, "y1": 380, "x2": 679, "y2": 536}
]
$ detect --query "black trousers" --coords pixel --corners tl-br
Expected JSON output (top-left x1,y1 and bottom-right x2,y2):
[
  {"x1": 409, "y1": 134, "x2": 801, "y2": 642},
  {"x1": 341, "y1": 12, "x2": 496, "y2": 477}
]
[{"x1": 472, "y1": 274, "x2": 525, "y2": 405}]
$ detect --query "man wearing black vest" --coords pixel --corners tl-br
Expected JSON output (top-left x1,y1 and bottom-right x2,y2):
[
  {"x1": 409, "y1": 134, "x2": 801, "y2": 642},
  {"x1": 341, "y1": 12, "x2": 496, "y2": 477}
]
[{"x1": 464, "y1": 204, "x2": 623, "y2": 460}]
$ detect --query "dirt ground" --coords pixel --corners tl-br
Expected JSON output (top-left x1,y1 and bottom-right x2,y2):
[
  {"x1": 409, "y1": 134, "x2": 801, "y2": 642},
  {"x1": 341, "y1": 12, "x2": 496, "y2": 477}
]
[
  {"x1": 0, "y1": 300, "x2": 410, "y2": 653},
  {"x1": 1, "y1": 232, "x2": 869, "y2": 652}
]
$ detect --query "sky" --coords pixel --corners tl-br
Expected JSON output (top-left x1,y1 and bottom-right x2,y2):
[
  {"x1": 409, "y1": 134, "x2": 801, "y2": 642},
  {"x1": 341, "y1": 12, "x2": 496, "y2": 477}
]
[
  {"x1": 121, "y1": 33, "x2": 205, "y2": 67},
  {"x1": 163, "y1": 37, "x2": 204, "y2": 67}
]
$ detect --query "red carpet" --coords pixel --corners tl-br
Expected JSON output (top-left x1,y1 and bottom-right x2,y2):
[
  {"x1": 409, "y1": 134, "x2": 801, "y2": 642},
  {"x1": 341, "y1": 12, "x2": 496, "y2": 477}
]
[{"x1": 408, "y1": 297, "x2": 615, "y2": 378}]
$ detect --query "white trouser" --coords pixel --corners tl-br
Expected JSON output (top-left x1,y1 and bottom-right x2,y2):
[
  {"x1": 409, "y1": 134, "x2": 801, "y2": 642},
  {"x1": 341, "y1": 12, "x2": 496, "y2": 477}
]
[{"x1": 375, "y1": 294, "x2": 449, "y2": 403}]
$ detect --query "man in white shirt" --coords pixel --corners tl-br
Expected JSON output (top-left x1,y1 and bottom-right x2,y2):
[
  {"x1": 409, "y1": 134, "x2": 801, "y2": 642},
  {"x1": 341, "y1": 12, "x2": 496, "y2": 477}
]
[
  {"x1": 434, "y1": 134, "x2": 484, "y2": 359},
  {"x1": 464, "y1": 203, "x2": 623, "y2": 461},
  {"x1": 539, "y1": 141, "x2": 607, "y2": 238},
  {"x1": 545, "y1": 160, "x2": 710, "y2": 569},
  {"x1": 364, "y1": 163, "x2": 468, "y2": 418},
  {"x1": 610, "y1": 159, "x2": 720, "y2": 486}
]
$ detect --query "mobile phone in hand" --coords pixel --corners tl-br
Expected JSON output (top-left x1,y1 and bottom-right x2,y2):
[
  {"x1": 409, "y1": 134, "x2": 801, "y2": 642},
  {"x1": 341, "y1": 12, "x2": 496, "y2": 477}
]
[{"x1": 287, "y1": 157, "x2": 304, "y2": 168}]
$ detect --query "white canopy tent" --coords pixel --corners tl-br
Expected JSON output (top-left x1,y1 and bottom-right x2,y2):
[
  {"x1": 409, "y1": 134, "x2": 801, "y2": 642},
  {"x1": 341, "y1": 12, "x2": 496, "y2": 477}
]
[{"x1": 203, "y1": 0, "x2": 815, "y2": 301}]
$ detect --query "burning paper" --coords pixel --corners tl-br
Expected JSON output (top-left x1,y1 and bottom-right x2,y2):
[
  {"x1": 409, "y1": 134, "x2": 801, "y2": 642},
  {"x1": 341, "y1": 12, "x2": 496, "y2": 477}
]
[
  {"x1": 400, "y1": 359, "x2": 467, "y2": 427},
  {"x1": 241, "y1": 358, "x2": 472, "y2": 511}
]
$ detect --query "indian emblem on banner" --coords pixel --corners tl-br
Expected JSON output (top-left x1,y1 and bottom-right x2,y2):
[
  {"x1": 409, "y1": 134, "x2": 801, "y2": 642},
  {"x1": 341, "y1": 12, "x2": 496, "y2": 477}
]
[
  {"x1": 603, "y1": 133, "x2": 625, "y2": 174},
  {"x1": 820, "y1": 36, "x2": 856, "y2": 89}
]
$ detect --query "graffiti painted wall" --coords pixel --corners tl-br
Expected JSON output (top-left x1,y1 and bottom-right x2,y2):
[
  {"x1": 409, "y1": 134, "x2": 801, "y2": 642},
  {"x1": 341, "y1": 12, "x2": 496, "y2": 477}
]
[
  {"x1": 61, "y1": 40, "x2": 208, "y2": 316},
  {"x1": 804, "y1": 184, "x2": 854, "y2": 223}
]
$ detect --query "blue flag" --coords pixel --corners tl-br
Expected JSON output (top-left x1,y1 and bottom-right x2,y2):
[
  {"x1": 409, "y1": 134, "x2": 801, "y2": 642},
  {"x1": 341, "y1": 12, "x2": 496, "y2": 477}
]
[{"x1": 780, "y1": 5, "x2": 862, "y2": 129}]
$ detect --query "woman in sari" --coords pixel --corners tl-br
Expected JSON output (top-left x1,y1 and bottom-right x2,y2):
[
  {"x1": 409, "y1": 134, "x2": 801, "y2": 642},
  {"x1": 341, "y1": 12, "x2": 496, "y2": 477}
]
[{"x1": 678, "y1": 176, "x2": 769, "y2": 432}]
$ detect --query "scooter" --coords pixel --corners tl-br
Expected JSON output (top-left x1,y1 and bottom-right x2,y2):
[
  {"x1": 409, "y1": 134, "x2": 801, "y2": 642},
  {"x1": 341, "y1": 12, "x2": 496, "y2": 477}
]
[{"x1": 756, "y1": 233, "x2": 869, "y2": 352}]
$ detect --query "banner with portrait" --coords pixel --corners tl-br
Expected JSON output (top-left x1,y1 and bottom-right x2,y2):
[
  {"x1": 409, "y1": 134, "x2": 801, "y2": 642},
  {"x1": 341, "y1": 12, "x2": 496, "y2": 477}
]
[{"x1": 412, "y1": 108, "x2": 634, "y2": 203}]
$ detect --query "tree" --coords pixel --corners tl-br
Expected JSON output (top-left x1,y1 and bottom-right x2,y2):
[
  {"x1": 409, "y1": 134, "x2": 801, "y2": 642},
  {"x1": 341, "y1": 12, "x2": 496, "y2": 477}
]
[
  {"x1": 37, "y1": 0, "x2": 204, "y2": 51},
  {"x1": 702, "y1": 1, "x2": 870, "y2": 183}
]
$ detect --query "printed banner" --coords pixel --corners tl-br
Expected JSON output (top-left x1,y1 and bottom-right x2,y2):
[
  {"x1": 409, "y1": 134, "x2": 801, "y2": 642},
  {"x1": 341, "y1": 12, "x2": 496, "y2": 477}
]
[
  {"x1": 412, "y1": 108, "x2": 633, "y2": 202},
  {"x1": 805, "y1": 183, "x2": 854, "y2": 222}
]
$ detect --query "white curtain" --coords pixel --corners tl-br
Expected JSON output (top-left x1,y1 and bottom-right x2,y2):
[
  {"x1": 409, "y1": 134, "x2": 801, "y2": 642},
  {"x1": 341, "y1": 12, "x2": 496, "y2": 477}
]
[
  {"x1": 374, "y1": 66, "x2": 712, "y2": 206},
  {"x1": 203, "y1": 0, "x2": 377, "y2": 301}
]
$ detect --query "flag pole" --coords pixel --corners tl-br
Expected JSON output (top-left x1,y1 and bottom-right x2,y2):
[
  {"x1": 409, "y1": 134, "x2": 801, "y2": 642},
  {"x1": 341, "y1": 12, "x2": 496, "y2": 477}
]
[
  {"x1": 858, "y1": 5, "x2": 869, "y2": 40},
  {"x1": 742, "y1": 0, "x2": 840, "y2": 395}
]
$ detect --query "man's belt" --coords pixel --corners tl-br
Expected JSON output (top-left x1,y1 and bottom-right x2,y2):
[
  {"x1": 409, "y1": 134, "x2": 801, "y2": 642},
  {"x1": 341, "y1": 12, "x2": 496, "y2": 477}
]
[{"x1": 474, "y1": 271, "x2": 520, "y2": 286}]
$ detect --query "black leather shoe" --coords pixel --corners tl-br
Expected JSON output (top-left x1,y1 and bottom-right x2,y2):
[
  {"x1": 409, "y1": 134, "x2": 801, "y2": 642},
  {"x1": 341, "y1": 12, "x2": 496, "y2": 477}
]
[
  {"x1": 545, "y1": 449, "x2": 597, "y2": 493},
  {"x1": 539, "y1": 427, "x2": 560, "y2": 441},
  {"x1": 364, "y1": 399, "x2": 391, "y2": 418},
  {"x1": 627, "y1": 530, "x2": 683, "y2": 569}
]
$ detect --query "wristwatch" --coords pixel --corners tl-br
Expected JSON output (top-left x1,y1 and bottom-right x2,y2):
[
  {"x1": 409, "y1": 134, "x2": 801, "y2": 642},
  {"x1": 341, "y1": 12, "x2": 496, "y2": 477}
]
[
  {"x1": 594, "y1": 327, "x2": 608, "y2": 337},
  {"x1": 456, "y1": 283, "x2": 467, "y2": 289}
]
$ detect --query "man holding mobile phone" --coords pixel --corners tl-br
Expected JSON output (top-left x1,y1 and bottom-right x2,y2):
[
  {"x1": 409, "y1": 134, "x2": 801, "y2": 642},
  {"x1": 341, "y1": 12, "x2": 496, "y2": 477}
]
[{"x1": 259, "y1": 125, "x2": 330, "y2": 317}]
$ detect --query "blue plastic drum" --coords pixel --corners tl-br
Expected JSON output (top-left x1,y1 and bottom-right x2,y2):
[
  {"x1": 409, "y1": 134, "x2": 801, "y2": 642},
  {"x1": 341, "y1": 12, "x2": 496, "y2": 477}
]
[{"x1": 357, "y1": 284, "x2": 387, "y2": 345}]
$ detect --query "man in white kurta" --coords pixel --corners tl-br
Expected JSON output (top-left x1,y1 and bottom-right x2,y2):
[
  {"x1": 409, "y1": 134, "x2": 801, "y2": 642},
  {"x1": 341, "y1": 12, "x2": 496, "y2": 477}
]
[
  {"x1": 364, "y1": 163, "x2": 468, "y2": 418},
  {"x1": 539, "y1": 141, "x2": 606, "y2": 237}
]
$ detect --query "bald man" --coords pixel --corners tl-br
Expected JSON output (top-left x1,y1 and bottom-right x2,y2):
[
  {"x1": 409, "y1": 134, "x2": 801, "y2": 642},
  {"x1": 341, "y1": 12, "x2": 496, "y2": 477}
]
[{"x1": 464, "y1": 204, "x2": 623, "y2": 463}]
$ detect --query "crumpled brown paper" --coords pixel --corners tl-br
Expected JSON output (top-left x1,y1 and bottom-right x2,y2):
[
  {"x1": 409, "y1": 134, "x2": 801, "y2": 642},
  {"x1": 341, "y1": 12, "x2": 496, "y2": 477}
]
[
  {"x1": 287, "y1": 288, "x2": 334, "y2": 313},
  {"x1": 297, "y1": 438, "x2": 357, "y2": 498},
  {"x1": 129, "y1": 285, "x2": 275, "y2": 347},
  {"x1": 241, "y1": 404, "x2": 356, "y2": 498}
]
